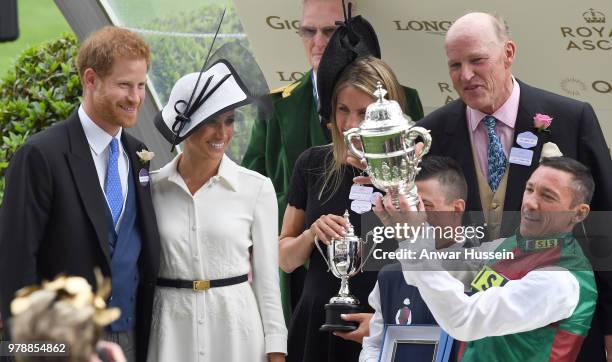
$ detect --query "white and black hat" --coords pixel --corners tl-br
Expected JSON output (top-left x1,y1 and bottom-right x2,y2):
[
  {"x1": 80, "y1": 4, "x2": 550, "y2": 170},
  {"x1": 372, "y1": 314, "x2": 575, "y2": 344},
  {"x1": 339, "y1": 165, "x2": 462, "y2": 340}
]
[{"x1": 154, "y1": 59, "x2": 253, "y2": 148}]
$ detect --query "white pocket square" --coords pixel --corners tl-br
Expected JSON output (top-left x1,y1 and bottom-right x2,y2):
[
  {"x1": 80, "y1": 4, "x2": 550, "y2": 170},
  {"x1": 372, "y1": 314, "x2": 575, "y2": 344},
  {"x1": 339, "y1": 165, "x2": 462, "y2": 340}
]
[{"x1": 539, "y1": 142, "x2": 563, "y2": 162}]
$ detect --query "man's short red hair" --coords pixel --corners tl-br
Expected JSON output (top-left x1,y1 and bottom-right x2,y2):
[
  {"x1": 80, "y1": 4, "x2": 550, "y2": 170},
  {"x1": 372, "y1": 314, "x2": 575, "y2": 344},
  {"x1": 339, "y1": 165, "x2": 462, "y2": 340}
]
[{"x1": 76, "y1": 26, "x2": 151, "y2": 80}]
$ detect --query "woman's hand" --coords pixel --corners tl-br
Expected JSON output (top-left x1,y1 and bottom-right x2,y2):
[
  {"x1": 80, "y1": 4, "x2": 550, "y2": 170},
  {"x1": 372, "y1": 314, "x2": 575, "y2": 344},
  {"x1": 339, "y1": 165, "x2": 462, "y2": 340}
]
[
  {"x1": 309, "y1": 213, "x2": 348, "y2": 245},
  {"x1": 280, "y1": 207, "x2": 348, "y2": 272},
  {"x1": 267, "y1": 352, "x2": 285, "y2": 362},
  {"x1": 333, "y1": 313, "x2": 373, "y2": 344}
]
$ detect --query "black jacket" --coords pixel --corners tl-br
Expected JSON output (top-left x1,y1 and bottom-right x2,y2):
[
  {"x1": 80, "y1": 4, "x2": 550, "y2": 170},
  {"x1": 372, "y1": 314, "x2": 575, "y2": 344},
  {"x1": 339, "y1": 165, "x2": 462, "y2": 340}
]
[{"x1": 0, "y1": 111, "x2": 161, "y2": 361}]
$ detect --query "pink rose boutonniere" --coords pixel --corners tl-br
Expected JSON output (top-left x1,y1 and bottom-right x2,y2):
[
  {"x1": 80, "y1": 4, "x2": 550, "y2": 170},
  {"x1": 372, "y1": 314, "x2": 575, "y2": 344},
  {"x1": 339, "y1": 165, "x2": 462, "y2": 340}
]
[{"x1": 533, "y1": 113, "x2": 553, "y2": 133}]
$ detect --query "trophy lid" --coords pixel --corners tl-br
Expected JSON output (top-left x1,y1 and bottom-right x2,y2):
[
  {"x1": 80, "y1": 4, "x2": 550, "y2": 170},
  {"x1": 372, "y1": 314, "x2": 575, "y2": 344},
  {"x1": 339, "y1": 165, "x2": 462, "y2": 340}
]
[
  {"x1": 343, "y1": 210, "x2": 355, "y2": 237},
  {"x1": 330, "y1": 210, "x2": 361, "y2": 244},
  {"x1": 360, "y1": 82, "x2": 414, "y2": 134}
]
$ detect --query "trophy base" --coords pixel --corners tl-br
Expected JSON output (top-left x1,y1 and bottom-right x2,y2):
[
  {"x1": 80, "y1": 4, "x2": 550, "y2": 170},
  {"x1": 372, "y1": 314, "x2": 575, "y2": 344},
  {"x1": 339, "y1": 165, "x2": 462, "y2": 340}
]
[{"x1": 320, "y1": 303, "x2": 361, "y2": 332}]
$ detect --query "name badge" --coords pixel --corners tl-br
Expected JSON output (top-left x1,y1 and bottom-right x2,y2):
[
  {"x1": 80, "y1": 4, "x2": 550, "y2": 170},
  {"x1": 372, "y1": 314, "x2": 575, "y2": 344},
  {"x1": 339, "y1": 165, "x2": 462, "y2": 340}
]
[
  {"x1": 525, "y1": 238, "x2": 559, "y2": 251},
  {"x1": 139, "y1": 168, "x2": 150, "y2": 186},
  {"x1": 370, "y1": 192, "x2": 383, "y2": 205},
  {"x1": 471, "y1": 265, "x2": 509, "y2": 292},
  {"x1": 516, "y1": 131, "x2": 538, "y2": 149},
  {"x1": 351, "y1": 200, "x2": 372, "y2": 214},
  {"x1": 509, "y1": 147, "x2": 533, "y2": 166},
  {"x1": 349, "y1": 184, "x2": 373, "y2": 201}
]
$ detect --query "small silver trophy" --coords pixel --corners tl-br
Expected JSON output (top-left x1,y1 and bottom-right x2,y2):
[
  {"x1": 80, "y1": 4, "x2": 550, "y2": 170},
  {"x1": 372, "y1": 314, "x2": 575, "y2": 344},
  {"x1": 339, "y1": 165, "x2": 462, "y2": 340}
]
[
  {"x1": 315, "y1": 210, "x2": 375, "y2": 331},
  {"x1": 344, "y1": 83, "x2": 432, "y2": 209}
]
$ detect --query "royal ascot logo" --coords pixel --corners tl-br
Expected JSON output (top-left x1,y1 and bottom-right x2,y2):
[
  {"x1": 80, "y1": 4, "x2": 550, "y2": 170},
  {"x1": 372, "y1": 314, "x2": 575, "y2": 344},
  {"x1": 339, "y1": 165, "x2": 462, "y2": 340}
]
[
  {"x1": 438, "y1": 82, "x2": 458, "y2": 104},
  {"x1": 593, "y1": 80, "x2": 612, "y2": 94},
  {"x1": 560, "y1": 77, "x2": 612, "y2": 96},
  {"x1": 560, "y1": 8, "x2": 611, "y2": 51},
  {"x1": 583, "y1": 8, "x2": 606, "y2": 23},
  {"x1": 266, "y1": 16, "x2": 300, "y2": 32},
  {"x1": 392, "y1": 20, "x2": 453, "y2": 36},
  {"x1": 560, "y1": 77, "x2": 587, "y2": 96}
]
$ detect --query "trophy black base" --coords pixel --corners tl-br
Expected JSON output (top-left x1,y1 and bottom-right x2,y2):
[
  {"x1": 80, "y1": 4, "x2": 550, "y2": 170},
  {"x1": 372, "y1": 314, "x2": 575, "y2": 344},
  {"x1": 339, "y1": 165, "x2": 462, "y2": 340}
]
[{"x1": 320, "y1": 303, "x2": 361, "y2": 332}]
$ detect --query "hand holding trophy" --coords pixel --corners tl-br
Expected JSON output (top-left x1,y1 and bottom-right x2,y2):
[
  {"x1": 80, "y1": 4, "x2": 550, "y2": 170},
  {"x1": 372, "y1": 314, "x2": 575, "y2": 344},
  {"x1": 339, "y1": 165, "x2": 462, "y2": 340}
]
[
  {"x1": 315, "y1": 210, "x2": 376, "y2": 331},
  {"x1": 344, "y1": 83, "x2": 432, "y2": 210}
]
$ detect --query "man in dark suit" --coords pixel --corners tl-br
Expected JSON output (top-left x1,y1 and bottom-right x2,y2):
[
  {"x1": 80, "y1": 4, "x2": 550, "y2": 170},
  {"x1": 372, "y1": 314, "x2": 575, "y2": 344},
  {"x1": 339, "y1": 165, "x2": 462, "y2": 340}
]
[
  {"x1": 416, "y1": 12, "x2": 612, "y2": 361},
  {"x1": 0, "y1": 26, "x2": 160, "y2": 362}
]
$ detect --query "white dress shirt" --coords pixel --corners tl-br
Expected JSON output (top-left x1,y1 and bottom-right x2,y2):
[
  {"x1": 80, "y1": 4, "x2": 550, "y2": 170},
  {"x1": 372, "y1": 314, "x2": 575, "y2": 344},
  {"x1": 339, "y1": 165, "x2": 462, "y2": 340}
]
[
  {"x1": 399, "y1": 236, "x2": 580, "y2": 342},
  {"x1": 359, "y1": 240, "x2": 493, "y2": 362},
  {"x1": 79, "y1": 105, "x2": 129, "y2": 230}
]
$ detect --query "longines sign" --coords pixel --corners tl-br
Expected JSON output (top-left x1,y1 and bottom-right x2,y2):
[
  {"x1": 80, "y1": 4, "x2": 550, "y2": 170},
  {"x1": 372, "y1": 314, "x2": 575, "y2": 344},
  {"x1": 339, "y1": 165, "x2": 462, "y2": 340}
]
[
  {"x1": 276, "y1": 70, "x2": 306, "y2": 82},
  {"x1": 561, "y1": 77, "x2": 612, "y2": 96},
  {"x1": 392, "y1": 20, "x2": 453, "y2": 35}
]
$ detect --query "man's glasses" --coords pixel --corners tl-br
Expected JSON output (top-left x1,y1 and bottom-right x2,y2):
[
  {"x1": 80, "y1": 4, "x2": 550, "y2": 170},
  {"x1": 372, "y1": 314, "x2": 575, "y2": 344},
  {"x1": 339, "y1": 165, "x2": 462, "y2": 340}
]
[{"x1": 298, "y1": 25, "x2": 337, "y2": 39}]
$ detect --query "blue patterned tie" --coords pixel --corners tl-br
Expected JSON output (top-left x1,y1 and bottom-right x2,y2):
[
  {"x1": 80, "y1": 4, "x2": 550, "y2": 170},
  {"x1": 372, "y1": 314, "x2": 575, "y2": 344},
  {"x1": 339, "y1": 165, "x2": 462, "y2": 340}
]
[
  {"x1": 483, "y1": 116, "x2": 507, "y2": 192},
  {"x1": 105, "y1": 138, "x2": 123, "y2": 227}
]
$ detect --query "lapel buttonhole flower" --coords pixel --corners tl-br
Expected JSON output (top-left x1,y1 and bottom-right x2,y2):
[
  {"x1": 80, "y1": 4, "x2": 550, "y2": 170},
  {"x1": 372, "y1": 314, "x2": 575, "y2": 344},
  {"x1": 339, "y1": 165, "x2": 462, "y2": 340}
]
[
  {"x1": 136, "y1": 149, "x2": 155, "y2": 164},
  {"x1": 533, "y1": 113, "x2": 553, "y2": 133}
]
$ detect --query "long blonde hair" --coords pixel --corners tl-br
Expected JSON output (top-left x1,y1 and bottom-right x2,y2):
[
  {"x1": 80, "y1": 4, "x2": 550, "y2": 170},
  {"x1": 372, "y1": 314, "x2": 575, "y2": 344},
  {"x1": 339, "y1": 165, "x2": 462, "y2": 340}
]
[{"x1": 319, "y1": 56, "x2": 407, "y2": 201}]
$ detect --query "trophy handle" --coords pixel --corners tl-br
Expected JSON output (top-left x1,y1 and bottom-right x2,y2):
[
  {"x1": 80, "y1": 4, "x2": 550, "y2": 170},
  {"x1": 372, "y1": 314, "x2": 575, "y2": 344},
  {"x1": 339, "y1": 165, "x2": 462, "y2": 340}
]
[
  {"x1": 313, "y1": 235, "x2": 332, "y2": 272},
  {"x1": 356, "y1": 231, "x2": 378, "y2": 274},
  {"x1": 344, "y1": 128, "x2": 366, "y2": 161},
  {"x1": 405, "y1": 126, "x2": 432, "y2": 161}
]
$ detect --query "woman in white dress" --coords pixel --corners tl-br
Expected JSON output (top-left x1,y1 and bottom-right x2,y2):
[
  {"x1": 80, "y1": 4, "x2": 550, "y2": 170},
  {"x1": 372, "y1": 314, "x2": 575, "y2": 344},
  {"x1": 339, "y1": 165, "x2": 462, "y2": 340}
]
[{"x1": 147, "y1": 60, "x2": 287, "y2": 362}]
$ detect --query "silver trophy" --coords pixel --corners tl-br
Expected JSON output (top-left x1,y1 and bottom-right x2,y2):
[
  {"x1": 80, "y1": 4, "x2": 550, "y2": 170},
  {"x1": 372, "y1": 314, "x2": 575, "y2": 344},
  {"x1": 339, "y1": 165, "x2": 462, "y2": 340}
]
[
  {"x1": 344, "y1": 83, "x2": 432, "y2": 209},
  {"x1": 315, "y1": 210, "x2": 375, "y2": 331}
]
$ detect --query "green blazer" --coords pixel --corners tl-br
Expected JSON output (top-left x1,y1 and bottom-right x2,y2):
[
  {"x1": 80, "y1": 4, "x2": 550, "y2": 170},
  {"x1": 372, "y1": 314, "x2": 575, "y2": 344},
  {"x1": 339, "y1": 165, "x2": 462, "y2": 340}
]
[{"x1": 242, "y1": 70, "x2": 425, "y2": 218}]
